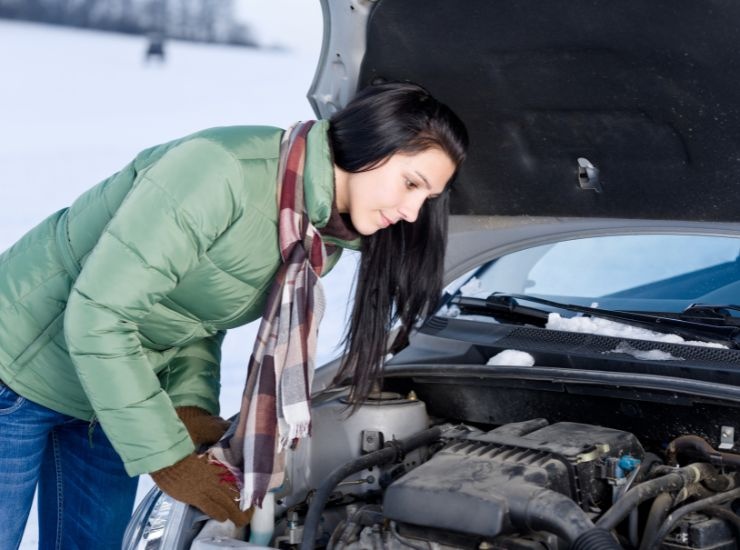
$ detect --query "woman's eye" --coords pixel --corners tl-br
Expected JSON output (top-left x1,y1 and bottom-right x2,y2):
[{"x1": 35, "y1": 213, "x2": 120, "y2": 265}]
[{"x1": 405, "y1": 179, "x2": 418, "y2": 190}]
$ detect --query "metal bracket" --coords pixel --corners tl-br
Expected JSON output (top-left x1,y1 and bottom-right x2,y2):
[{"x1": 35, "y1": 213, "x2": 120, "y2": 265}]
[
  {"x1": 719, "y1": 425, "x2": 735, "y2": 450},
  {"x1": 577, "y1": 157, "x2": 602, "y2": 193},
  {"x1": 361, "y1": 429, "x2": 384, "y2": 453}
]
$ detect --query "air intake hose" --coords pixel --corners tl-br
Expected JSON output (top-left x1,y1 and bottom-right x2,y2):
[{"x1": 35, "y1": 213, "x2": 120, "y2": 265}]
[
  {"x1": 508, "y1": 487, "x2": 596, "y2": 544},
  {"x1": 570, "y1": 528, "x2": 622, "y2": 550}
]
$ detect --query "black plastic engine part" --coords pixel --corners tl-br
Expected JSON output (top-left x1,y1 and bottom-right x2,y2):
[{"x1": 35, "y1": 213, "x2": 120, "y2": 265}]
[
  {"x1": 383, "y1": 421, "x2": 643, "y2": 539},
  {"x1": 397, "y1": 522, "x2": 561, "y2": 549},
  {"x1": 660, "y1": 513, "x2": 736, "y2": 550},
  {"x1": 646, "y1": 487, "x2": 740, "y2": 549},
  {"x1": 299, "y1": 425, "x2": 443, "y2": 550}
]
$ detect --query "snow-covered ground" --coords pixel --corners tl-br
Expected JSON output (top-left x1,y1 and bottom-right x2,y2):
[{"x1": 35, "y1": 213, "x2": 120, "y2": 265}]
[{"x1": 0, "y1": 11, "x2": 359, "y2": 548}]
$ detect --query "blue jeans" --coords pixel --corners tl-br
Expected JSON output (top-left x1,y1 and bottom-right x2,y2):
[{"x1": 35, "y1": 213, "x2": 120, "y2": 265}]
[{"x1": 0, "y1": 381, "x2": 138, "y2": 550}]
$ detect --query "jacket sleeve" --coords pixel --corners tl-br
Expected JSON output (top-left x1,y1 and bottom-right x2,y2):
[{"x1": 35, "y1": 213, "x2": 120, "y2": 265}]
[
  {"x1": 161, "y1": 331, "x2": 225, "y2": 415},
  {"x1": 64, "y1": 138, "x2": 243, "y2": 476}
]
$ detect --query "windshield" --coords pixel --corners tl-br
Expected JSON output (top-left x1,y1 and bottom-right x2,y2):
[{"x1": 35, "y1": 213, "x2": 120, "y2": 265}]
[{"x1": 445, "y1": 234, "x2": 740, "y2": 314}]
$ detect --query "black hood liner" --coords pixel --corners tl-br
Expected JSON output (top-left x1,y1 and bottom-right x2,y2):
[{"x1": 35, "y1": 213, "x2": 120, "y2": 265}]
[{"x1": 360, "y1": 0, "x2": 740, "y2": 221}]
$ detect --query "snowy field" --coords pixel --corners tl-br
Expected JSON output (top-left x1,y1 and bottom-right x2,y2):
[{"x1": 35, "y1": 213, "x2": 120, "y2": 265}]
[{"x1": 0, "y1": 9, "x2": 359, "y2": 548}]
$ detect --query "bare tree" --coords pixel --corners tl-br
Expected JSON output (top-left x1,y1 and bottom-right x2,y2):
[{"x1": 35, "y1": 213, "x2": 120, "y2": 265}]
[{"x1": 0, "y1": 0, "x2": 257, "y2": 47}]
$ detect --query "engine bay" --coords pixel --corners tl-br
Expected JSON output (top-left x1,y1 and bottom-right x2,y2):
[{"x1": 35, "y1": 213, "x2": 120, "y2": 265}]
[{"x1": 261, "y1": 385, "x2": 740, "y2": 550}]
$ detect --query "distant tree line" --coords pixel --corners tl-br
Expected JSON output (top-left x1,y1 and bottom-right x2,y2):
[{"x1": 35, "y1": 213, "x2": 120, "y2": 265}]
[{"x1": 0, "y1": 0, "x2": 258, "y2": 47}]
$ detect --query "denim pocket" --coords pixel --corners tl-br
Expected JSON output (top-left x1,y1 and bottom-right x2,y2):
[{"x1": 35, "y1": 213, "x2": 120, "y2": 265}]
[{"x1": 0, "y1": 381, "x2": 25, "y2": 414}]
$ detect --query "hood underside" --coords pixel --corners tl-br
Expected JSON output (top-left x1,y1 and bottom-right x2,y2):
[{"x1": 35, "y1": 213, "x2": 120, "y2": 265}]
[{"x1": 358, "y1": 0, "x2": 740, "y2": 221}]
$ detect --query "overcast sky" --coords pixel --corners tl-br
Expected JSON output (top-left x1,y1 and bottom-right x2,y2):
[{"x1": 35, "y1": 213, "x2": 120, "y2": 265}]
[{"x1": 235, "y1": 0, "x2": 323, "y2": 56}]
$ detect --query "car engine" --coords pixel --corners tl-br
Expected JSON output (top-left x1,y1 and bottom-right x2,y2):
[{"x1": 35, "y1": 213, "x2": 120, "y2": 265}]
[
  {"x1": 264, "y1": 391, "x2": 740, "y2": 550},
  {"x1": 383, "y1": 420, "x2": 643, "y2": 541}
]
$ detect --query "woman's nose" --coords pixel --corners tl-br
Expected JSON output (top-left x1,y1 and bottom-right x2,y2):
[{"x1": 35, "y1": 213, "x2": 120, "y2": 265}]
[{"x1": 397, "y1": 195, "x2": 425, "y2": 223}]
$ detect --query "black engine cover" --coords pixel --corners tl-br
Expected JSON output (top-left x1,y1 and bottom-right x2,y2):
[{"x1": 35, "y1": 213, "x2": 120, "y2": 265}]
[{"x1": 383, "y1": 420, "x2": 643, "y2": 538}]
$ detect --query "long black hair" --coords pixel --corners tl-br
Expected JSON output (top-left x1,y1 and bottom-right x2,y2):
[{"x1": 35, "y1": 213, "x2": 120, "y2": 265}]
[{"x1": 328, "y1": 82, "x2": 469, "y2": 405}]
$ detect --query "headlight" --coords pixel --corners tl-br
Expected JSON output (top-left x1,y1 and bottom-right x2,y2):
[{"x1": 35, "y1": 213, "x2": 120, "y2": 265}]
[
  {"x1": 122, "y1": 488, "x2": 174, "y2": 549},
  {"x1": 122, "y1": 487, "x2": 196, "y2": 549}
]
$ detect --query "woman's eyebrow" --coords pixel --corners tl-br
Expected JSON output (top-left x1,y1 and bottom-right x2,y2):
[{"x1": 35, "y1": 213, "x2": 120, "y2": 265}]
[{"x1": 414, "y1": 170, "x2": 431, "y2": 189}]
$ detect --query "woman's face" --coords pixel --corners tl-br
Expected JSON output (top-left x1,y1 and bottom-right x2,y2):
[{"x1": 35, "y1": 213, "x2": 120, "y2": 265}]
[{"x1": 336, "y1": 147, "x2": 456, "y2": 236}]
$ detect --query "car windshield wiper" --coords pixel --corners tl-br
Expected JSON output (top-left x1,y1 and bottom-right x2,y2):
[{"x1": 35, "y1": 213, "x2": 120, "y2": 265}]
[
  {"x1": 679, "y1": 303, "x2": 740, "y2": 325},
  {"x1": 451, "y1": 292, "x2": 740, "y2": 348},
  {"x1": 452, "y1": 294, "x2": 551, "y2": 324}
]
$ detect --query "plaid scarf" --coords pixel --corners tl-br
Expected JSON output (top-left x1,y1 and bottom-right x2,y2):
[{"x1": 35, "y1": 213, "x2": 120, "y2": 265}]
[{"x1": 207, "y1": 120, "x2": 336, "y2": 509}]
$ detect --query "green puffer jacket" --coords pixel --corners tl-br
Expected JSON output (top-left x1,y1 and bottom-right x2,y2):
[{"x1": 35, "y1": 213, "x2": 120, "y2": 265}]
[{"x1": 0, "y1": 120, "x2": 359, "y2": 475}]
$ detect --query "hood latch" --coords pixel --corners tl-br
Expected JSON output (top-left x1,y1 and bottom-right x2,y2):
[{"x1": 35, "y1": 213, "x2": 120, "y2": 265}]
[{"x1": 577, "y1": 157, "x2": 602, "y2": 193}]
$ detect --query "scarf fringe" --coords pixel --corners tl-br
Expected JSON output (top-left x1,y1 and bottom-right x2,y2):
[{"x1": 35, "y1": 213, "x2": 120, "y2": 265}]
[{"x1": 280, "y1": 421, "x2": 311, "y2": 451}]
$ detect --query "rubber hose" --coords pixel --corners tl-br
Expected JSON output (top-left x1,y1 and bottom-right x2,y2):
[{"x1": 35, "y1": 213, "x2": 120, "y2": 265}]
[
  {"x1": 597, "y1": 463, "x2": 716, "y2": 530},
  {"x1": 327, "y1": 520, "x2": 347, "y2": 550},
  {"x1": 633, "y1": 452, "x2": 663, "y2": 484},
  {"x1": 638, "y1": 492, "x2": 673, "y2": 550},
  {"x1": 645, "y1": 486, "x2": 740, "y2": 549},
  {"x1": 570, "y1": 529, "x2": 622, "y2": 550},
  {"x1": 514, "y1": 488, "x2": 595, "y2": 544},
  {"x1": 667, "y1": 435, "x2": 740, "y2": 468},
  {"x1": 299, "y1": 425, "x2": 443, "y2": 550}
]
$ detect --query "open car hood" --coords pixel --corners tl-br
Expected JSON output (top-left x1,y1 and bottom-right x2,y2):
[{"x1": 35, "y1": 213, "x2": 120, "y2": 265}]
[{"x1": 309, "y1": 0, "x2": 740, "y2": 222}]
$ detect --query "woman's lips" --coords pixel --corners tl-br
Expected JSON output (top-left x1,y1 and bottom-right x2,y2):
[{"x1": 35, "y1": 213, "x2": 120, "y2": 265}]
[{"x1": 379, "y1": 212, "x2": 393, "y2": 228}]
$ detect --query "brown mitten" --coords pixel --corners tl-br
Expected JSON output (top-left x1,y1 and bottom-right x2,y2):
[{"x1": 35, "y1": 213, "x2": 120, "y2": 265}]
[
  {"x1": 151, "y1": 453, "x2": 253, "y2": 526},
  {"x1": 175, "y1": 406, "x2": 230, "y2": 446}
]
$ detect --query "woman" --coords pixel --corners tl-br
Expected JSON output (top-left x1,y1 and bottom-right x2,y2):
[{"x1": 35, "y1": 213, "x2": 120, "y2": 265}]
[{"x1": 0, "y1": 82, "x2": 467, "y2": 548}]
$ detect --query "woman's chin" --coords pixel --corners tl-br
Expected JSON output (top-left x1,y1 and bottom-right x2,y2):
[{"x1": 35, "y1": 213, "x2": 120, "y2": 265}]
[{"x1": 350, "y1": 219, "x2": 380, "y2": 236}]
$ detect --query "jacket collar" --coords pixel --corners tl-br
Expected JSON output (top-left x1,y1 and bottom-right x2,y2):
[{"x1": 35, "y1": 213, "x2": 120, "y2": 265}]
[{"x1": 304, "y1": 119, "x2": 361, "y2": 251}]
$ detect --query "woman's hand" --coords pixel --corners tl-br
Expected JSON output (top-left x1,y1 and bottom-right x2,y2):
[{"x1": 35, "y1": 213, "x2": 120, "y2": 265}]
[
  {"x1": 175, "y1": 406, "x2": 230, "y2": 446},
  {"x1": 151, "y1": 453, "x2": 253, "y2": 526}
]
